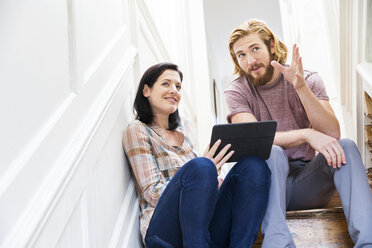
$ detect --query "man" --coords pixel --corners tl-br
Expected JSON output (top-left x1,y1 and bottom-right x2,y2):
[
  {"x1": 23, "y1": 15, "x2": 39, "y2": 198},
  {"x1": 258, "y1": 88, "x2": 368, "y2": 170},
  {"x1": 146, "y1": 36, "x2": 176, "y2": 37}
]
[{"x1": 224, "y1": 19, "x2": 372, "y2": 247}]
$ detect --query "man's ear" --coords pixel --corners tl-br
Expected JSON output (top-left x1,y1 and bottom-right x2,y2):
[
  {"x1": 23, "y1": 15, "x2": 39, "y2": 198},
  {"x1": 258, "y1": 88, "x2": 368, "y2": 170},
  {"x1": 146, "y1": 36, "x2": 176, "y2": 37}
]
[
  {"x1": 143, "y1": 84, "x2": 150, "y2": 97},
  {"x1": 270, "y1": 39, "x2": 275, "y2": 54}
]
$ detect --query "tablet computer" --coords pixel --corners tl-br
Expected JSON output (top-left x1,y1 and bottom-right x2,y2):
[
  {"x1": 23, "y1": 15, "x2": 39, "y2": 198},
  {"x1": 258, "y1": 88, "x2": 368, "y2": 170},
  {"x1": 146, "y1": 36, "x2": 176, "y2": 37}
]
[{"x1": 210, "y1": 121, "x2": 277, "y2": 162}]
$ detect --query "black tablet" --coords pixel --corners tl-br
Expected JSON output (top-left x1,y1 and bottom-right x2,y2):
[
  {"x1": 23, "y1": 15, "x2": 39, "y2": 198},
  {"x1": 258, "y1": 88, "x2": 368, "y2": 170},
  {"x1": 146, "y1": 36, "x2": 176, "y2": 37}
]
[{"x1": 210, "y1": 121, "x2": 277, "y2": 162}]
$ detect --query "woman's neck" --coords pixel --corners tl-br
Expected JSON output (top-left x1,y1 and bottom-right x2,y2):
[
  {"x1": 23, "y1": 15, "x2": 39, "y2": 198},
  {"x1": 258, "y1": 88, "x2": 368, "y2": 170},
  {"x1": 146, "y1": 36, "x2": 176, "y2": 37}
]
[
  {"x1": 153, "y1": 114, "x2": 169, "y2": 130},
  {"x1": 153, "y1": 113, "x2": 183, "y2": 146}
]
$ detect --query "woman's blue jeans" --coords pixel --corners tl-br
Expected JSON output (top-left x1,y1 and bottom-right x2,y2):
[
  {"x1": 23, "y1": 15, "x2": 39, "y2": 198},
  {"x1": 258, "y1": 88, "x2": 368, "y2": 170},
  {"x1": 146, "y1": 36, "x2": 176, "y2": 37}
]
[{"x1": 144, "y1": 156, "x2": 271, "y2": 248}]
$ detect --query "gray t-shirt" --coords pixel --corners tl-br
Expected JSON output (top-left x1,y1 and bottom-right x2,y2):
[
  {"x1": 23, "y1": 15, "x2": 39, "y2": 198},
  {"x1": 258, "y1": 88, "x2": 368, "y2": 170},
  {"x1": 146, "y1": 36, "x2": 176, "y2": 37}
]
[{"x1": 224, "y1": 71, "x2": 329, "y2": 161}]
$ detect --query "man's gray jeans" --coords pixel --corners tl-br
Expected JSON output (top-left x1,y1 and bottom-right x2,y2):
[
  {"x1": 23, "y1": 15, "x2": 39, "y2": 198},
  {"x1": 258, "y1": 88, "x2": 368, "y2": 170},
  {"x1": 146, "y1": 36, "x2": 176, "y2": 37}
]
[{"x1": 261, "y1": 139, "x2": 372, "y2": 248}]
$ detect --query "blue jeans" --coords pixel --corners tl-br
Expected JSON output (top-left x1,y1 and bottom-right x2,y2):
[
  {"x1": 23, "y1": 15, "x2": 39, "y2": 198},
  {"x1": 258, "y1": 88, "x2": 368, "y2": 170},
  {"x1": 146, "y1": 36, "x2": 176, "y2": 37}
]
[{"x1": 145, "y1": 156, "x2": 271, "y2": 248}]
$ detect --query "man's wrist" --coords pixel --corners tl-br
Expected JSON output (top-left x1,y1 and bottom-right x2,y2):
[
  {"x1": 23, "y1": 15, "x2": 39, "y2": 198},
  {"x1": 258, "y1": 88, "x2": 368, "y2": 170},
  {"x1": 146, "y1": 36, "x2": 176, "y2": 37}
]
[
  {"x1": 294, "y1": 78, "x2": 308, "y2": 91},
  {"x1": 300, "y1": 128, "x2": 312, "y2": 144}
]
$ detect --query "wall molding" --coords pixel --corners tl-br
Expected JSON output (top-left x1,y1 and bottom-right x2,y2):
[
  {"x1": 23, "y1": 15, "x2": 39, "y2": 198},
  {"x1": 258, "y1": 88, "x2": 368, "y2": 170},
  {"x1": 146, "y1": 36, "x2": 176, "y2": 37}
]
[
  {"x1": 108, "y1": 180, "x2": 139, "y2": 248},
  {"x1": 67, "y1": 0, "x2": 79, "y2": 93},
  {"x1": 1, "y1": 47, "x2": 137, "y2": 247},
  {"x1": 135, "y1": 0, "x2": 170, "y2": 61},
  {"x1": 122, "y1": 196, "x2": 141, "y2": 248},
  {"x1": 138, "y1": 20, "x2": 162, "y2": 62},
  {"x1": 83, "y1": 26, "x2": 129, "y2": 85},
  {"x1": 0, "y1": 93, "x2": 76, "y2": 198}
]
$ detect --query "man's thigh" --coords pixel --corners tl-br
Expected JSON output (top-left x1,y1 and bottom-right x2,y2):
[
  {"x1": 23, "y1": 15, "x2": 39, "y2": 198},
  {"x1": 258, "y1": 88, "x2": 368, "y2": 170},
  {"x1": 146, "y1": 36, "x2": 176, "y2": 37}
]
[{"x1": 287, "y1": 154, "x2": 336, "y2": 210}]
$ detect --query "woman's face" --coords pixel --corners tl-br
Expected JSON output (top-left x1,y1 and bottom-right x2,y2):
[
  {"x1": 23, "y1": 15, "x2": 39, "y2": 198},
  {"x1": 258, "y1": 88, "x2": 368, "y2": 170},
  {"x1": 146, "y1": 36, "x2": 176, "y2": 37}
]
[{"x1": 143, "y1": 69, "x2": 182, "y2": 117}]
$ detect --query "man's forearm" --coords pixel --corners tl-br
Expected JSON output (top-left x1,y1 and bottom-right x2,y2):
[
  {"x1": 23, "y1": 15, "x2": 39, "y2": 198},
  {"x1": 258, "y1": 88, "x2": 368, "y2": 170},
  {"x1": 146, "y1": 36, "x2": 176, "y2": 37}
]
[
  {"x1": 274, "y1": 129, "x2": 309, "y2": 149},
  {"x1": 296, "y1": 84, "x2": 340, "y2": 139}
]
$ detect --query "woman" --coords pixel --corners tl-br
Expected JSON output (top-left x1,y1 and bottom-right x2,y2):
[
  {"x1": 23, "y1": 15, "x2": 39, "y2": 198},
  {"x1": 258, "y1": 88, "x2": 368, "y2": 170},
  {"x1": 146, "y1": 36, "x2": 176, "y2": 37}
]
[{"x1": 123, "y1": 62, "x2": 271, "y2": 247}]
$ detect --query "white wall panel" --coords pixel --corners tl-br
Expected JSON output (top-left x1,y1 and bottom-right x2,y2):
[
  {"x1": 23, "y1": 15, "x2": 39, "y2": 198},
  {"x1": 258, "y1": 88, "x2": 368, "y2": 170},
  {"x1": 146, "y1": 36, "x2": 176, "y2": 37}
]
[
  {"x1": 87, "y1": 111, "x2": 134, "y2": 248},
  {"x1": 17, "y1": 52, "x2": 135, "y2": 247},
  {"x1": 110, "y1": 96, "x2": 141, "y2": 248},
  {"x1": 0, "y1": 0, "x2": 139, "y2": 245},
  {"x1": 75, "y1": 0, "x2": 129, "y2": 85},
  {"x1": 0, "y1": 0, "x2": 206, "y2": 247},
  {"x1": 56, "y1": 192, "x2": 89, "y2": 248},
  {"x1": 137, "y1": 23, "x2": 162, "y2": 74},
  {"x1": 0, "y1": 35, "x2": 136, "y2": 248},
  {"x1": 0, "y1": 0, "x2": 71, "y2": 171}
]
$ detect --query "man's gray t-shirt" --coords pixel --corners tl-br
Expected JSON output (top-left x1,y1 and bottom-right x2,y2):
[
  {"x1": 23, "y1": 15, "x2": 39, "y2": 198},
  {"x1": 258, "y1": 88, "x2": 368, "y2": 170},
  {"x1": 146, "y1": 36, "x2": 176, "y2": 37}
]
[{"x1": 224, "y1": 71, "x2": 329, "y2": 161}]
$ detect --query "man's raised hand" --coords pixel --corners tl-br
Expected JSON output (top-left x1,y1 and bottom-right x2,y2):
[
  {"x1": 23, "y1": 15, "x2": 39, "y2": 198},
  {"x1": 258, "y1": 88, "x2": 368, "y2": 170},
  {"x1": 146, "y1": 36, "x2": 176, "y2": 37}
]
[{"x1": 271, "y1": 44, "x2": 306, "y2": 90}]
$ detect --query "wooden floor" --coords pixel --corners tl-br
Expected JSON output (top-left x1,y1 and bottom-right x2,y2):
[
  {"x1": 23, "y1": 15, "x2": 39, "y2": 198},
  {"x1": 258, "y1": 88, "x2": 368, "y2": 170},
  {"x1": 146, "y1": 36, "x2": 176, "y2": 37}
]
[{"x1": 253, "y1": 168, "x2": 372, "y2": 247}]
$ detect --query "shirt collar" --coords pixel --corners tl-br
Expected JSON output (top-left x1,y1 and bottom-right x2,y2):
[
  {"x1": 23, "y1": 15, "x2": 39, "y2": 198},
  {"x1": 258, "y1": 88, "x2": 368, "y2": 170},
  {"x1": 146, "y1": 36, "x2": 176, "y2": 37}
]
[{"x1": 148, "y1": 121, "x2": 184, "y2": 138}]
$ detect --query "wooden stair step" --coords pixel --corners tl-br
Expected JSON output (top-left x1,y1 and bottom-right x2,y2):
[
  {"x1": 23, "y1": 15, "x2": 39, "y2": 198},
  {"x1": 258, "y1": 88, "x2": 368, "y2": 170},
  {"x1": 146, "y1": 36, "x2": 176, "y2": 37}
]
[
  {"x1": 253, "y1": 169, "x2": 372, "y2": 247},
  {"x1": 285, "y1": 208, "x2": 353, "y2": 247},
  {"x1": 253, "y1": 208, "x2": 353, "y2": 248}
]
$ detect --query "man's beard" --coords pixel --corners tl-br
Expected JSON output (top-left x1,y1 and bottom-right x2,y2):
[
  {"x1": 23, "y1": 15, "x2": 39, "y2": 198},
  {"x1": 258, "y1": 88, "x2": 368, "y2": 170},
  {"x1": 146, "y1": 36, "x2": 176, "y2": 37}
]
[{"x1": 246, "y1": 62, "x2": 274, "y2": 86}]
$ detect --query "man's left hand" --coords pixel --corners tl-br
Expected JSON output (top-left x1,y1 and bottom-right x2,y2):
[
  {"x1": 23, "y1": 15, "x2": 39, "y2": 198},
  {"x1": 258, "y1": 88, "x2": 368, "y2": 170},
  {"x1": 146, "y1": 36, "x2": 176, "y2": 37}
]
[{"x1": 271, "y1": 44, "x2": 306, "y2": 90}]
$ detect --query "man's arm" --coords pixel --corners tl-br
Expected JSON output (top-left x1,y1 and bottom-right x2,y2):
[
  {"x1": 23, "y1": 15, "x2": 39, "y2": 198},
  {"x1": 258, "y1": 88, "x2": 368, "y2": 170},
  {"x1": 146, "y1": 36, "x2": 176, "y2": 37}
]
[
  {"x1": 231, "y1": 112, "x2": 346, "y2": 167},
  {"x1": 271, "y1": 44, "x2": 340, "y2": 139},
  {"x1": 231, "y1": 113, "x2": 307, "y2": 149},
  {"x1": 296, "y1": 84, "x2": 340, "y2": 139}
]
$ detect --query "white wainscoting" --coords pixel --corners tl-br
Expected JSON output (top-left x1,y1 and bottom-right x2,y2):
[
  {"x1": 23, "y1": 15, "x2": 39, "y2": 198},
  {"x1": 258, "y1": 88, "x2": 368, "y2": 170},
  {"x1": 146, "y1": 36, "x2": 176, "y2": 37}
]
[
  {"x1": 0, "y1": 0, "x2": 142, "y2": 246},
  {"x1": 0, "y1": 0, "x2": 210, "y2": 247}
]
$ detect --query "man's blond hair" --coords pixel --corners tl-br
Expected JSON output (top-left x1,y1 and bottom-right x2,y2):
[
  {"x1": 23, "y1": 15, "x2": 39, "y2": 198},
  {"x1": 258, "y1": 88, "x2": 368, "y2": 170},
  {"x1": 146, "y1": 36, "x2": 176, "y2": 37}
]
[{"x1": 228, "y1": 19, "x2": 288, "y2": 76}]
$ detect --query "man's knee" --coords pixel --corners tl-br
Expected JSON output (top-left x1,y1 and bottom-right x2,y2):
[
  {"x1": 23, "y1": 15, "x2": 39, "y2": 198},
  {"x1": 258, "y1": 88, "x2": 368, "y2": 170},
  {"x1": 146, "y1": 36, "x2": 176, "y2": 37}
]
[
  {"x1": 338, "y1": 138, "x2": 358, "y2": 151},
  {"x1": 336, "y1": 138, "x2": 364, "y2": 172},
  {"x1": 269, "y1": 145, "x2": 287, "y2": 161},
  {"x1": 266, "y1": 145, "x2": 289, "y2": 175}
]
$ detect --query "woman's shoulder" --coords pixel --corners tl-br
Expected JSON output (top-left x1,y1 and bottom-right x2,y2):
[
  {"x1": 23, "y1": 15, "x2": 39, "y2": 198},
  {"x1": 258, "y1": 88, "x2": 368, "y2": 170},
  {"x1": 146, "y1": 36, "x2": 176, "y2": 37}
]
[
  {"x1": 124, "y1": 120, "x2": 150, "y2": 138},
  {"x1": 123, "y1": 120, "x2": 153, "y2": 150},
  {"x1": 126, "y1": 119, "x2": 146, "y2": 129}
]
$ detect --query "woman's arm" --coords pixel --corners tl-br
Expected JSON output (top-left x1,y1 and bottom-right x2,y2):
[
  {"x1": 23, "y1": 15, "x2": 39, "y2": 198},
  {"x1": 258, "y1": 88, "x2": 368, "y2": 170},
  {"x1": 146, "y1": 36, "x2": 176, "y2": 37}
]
[{"x1": 123, "y1": 123, "x2": 168, "y2": 208}]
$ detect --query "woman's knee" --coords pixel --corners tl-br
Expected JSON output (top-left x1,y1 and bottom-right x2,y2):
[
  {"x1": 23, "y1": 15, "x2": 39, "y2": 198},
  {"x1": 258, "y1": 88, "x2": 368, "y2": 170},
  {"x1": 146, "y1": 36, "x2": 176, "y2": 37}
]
[
  {"x1": 235, "y1": 156, "x2": 271, "y2": 187},
  {"x1": 183, "y1": 157, "x2": 217, "y2": 184}
]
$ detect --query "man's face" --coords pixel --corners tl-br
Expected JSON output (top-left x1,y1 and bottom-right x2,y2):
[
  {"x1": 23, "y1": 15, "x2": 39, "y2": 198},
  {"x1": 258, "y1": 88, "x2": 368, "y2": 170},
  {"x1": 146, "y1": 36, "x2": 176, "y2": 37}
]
[{"x1": 233, "y1": 33, "x2": 274, "y2": 86}]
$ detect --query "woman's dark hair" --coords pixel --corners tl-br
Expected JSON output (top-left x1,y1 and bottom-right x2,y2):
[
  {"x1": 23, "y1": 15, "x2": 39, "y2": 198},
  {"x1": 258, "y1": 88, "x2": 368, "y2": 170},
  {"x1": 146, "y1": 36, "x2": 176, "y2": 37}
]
[{"x1": 134, "y1": 62, "x2": 183, "y2": 130}]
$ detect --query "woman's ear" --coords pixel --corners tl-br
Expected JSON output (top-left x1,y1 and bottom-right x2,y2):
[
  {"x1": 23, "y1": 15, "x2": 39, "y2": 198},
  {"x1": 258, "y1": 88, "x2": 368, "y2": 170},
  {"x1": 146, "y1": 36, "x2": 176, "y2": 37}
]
[{"x1": 143, "y1": 84, "x2": 150, "y2": 97}]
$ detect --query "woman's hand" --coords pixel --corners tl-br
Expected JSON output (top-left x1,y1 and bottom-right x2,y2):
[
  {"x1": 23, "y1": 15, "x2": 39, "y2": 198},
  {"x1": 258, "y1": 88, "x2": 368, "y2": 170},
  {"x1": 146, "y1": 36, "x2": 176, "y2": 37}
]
[
  {"x1": 203, "y1": 139, "x2": 234, "y2": 171},
  {"x1": 218, "y1": 178, "x2": 224, "y2": 189}
]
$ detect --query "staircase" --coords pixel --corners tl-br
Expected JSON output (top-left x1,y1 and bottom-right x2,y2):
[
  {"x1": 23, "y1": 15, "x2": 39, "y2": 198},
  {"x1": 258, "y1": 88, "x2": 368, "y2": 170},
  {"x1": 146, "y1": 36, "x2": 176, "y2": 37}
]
[{"x1": 253, "y1": 168, "x2": 372, "y2": 247}]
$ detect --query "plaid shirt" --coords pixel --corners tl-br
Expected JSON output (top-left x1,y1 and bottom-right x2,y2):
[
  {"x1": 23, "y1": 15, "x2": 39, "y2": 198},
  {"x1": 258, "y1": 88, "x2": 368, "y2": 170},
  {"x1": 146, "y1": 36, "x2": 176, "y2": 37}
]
[{"x1": 123, "y1": 119, "x2": 197, "y2": 240}]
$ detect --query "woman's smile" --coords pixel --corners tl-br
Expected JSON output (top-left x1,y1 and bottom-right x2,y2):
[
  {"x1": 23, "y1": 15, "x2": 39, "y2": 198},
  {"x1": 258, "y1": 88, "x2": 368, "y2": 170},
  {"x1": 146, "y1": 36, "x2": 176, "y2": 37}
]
[{"x1": 164, "y1": 96, "x2": 178, "y2": 104}]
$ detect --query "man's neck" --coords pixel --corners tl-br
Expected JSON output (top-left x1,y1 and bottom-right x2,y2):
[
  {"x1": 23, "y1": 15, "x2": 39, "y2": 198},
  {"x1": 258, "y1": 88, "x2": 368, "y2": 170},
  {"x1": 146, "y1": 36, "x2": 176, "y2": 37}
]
[{"x1": 266, "y1": 68, "x2": 280, "y2": 86}]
